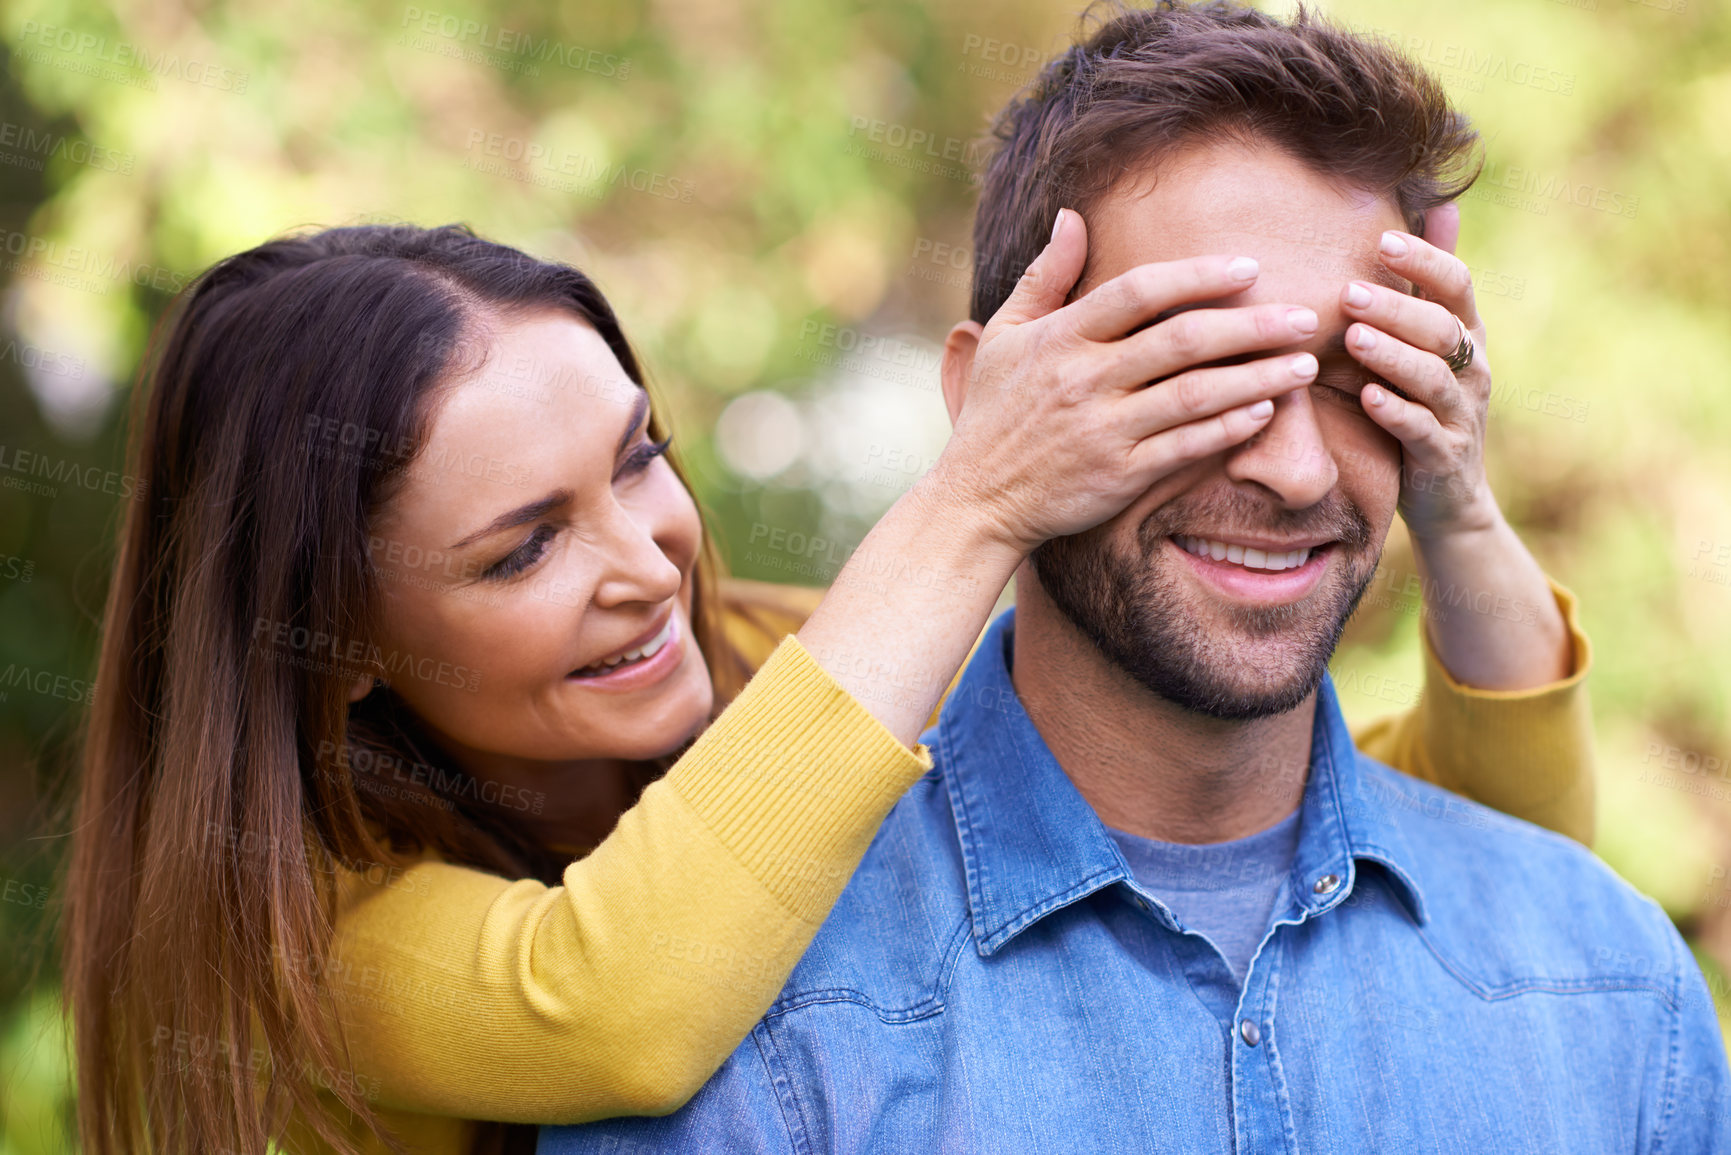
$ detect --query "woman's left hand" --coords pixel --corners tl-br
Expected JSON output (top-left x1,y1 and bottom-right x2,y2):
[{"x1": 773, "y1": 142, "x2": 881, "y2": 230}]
[{"x1": 1340, "y1": 200, "x2": 1498, "y2": 543}]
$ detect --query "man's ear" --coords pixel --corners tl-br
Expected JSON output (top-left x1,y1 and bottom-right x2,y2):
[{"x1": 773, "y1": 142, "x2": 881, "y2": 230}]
[
  {"x1": 1422, "y1": 201, "x2": 1461, "y2": 256},
  {"x1": 941, "y1": 320, "x2": 984, "y2": 425}
]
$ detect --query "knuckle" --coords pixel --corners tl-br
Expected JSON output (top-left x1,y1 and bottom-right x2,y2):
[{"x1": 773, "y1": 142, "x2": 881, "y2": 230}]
[
  {"x1": 1054, "y1": 372, "x2": 1091, "y2": 408},
  {"x1": 1254, "y1": 305, "x2": 1285, "y2": 342},
  {"x1": 1174, "y1": 371, "x2": 1208, "y2": 414},
  {"x1": 1444, "y1": 257, "x2": 1472, "y2": 298},
  {"x1": 1165, "y1": 312, "x2": 1205, "y2": 360},
  {"x1": 1126, "y1": 267, "x2": 1158, "y2": 309}
]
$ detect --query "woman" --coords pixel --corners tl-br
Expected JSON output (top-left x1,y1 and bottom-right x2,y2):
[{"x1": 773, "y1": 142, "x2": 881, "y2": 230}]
[{"x1": 64, "y1": 221, "x2": 1592, "y2": 1154}]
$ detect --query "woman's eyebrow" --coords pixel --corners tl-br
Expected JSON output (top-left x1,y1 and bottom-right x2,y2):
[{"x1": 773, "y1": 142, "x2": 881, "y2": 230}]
[
  {"x1": 446, "y1": 387, "x2": 648, "y2": 551},
  {"x1": 449, "y1": 489, "x2": 574, "y2": 550}
]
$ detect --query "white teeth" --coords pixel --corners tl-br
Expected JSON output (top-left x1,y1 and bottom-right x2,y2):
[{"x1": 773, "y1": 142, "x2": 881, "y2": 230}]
[
  {"x1": 574, "y1": 618, "x2": 674, "y2": 676},
  {"x1": 1175, "y1": 536, "x2": 1312, "y2": 572}
]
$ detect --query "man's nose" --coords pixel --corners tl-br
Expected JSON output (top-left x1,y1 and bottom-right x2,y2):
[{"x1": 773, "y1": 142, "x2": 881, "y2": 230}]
[{"x1": 1222, "y1": 386, "x2": 1338, "y2": 508}]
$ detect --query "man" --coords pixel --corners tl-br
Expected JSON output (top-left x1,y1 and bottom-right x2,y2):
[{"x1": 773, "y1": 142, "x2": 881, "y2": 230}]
[{"x1": 544, "y1": 3, "x2": 1730, "y2": 1150}]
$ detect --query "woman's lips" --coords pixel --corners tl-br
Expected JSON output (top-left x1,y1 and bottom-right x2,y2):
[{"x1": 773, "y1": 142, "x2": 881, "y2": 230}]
[
  {"x1": 566, "y1": 613, "x2": 684, "y2": 691},
  {"x1": 1169, "y1": 535, "x2": 1332, "y2": 604}
]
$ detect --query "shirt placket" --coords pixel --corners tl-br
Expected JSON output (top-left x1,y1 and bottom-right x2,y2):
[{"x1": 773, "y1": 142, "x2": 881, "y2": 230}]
[{"x1": 1228, "y1": 863, "x2": 1354, "y2": 1155}]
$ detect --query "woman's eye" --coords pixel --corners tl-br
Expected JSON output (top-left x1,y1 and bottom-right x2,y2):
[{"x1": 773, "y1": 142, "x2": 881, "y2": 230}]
[
  {"x1": 484, "y1": 524, "x2": 556, "y2": 580},
  {"x1": 616, "y1": 434, "x2": 672, "y2": 480}
]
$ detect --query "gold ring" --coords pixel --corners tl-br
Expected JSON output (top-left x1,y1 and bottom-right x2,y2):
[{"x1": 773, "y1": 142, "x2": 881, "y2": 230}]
[{"x1": 1443, "y1": 317, "x2": 1475, "y2": 374}]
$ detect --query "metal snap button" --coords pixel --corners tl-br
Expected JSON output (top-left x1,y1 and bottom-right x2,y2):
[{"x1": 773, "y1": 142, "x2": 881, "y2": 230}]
[
  {"x1": 1312, "y1": 873, "x2": 1341, "y2": 896},
  {"x1": 1239, "y1": 1019, "x2": 1261, "y2": 1047}
]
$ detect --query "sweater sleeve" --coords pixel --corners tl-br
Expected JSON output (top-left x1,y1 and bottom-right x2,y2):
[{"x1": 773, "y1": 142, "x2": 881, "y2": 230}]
[
  {"x1": 1348, "y1": 576, "x2": 1596, "y2": 845},
  {"x1": 327, "y1": 635, "x2": 930, "y2": 1123}
]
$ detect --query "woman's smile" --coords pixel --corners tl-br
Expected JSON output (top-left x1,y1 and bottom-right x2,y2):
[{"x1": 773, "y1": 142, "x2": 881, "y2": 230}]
[{"x1": 565, "y1": 605, "x2": 687, "y2": 691}]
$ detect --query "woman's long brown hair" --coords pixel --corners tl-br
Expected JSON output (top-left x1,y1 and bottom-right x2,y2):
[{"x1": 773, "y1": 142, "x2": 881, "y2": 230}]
[{"x1": 62, "y1": 224, "x2": 748, "y2": 1155}]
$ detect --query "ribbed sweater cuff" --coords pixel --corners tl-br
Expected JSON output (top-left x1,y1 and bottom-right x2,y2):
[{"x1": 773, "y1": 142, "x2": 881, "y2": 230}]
[
  {"x1": 1418, "y1": 576, "x2": 1596, "y2": 826},
  {"x1": 667, "y1": 635, "x2": 933, "y2": 921}
]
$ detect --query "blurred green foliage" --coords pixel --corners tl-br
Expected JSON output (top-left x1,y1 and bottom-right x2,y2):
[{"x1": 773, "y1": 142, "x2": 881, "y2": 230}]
[{"x1": 2, "y1": 0, "x2": 1729, "y2": 1143}]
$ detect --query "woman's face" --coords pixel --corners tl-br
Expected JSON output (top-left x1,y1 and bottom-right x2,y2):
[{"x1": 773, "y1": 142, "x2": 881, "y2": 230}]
[{"x1": 362, "y1": 309, "x2": 714, "y2": 775}]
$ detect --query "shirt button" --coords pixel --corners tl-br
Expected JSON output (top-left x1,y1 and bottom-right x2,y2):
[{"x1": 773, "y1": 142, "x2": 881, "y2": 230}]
[
  {"x1": 1312, "y1": 873, "x2": 1341, "y2": 896},
  {"x1": 1239, "y1": 1019, "x2": 1261, "y2": 1047}
]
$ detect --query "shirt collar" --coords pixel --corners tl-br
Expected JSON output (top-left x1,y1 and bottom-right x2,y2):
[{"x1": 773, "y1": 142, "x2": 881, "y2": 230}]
[{"x1": 934, "y1": 608, "x2": 1430, "y2": 958}]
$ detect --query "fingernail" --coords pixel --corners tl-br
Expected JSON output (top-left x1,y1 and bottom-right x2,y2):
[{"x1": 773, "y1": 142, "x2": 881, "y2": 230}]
[
  {"x1": 1051, "y1": 209, "x2": 1067, "y2": 245},
  {"x1": 1345, "y1": 282, "x2": 1372, "y2": 308},
  {"x1": 1250, "y1": 399, "x2": 1274, "y2": 419},
  {"x1": 1227, "y1": 256, "x2": 1259, "y2": 281},
  {"x1": 1380, "y1": 232, "x2": 1409, "y2": 258},
  {"x1": 1286, "y1": 307, "x2": 1317, "y2": 335},
  {"x1": 1289, "y1": 352, "x2": 1318, "y2": 379},
  {"x1": 1365, "y1": 384, "x2": 1386, "y2": 406},
  {"x1": 1353, "y1": 326, "x2": 1377, "y2": 351}
]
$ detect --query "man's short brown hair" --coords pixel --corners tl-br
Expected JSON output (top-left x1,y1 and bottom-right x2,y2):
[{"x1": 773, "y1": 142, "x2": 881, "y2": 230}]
[{"x1": 970, "y1": 0, "x2": 1483, "y2": 322}]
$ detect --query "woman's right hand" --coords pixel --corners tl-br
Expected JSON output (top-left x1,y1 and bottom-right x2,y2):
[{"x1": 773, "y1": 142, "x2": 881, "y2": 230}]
[
  {"x1": 798, "y1": 207, "x2": 1322, "y2": 745},
  {"x1": 928, "y1": 207, "x2": 1321, "y2": 555}
]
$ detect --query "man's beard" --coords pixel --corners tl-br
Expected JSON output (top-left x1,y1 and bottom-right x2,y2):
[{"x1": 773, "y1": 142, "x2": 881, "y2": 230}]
[{"x1": 1031, "y1": 488, "x2": 1380, "y2": 720}]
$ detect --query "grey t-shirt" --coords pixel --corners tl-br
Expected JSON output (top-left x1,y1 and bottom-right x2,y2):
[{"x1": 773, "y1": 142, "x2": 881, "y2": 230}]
[{"x1": 1109, "y1": 807, "x2": 1302, "y2": 984}]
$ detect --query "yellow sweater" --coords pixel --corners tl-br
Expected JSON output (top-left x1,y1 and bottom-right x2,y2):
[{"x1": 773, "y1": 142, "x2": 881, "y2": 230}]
[{"x1": 306, "y1": 577, "x2": 1595, "y2": 1153}]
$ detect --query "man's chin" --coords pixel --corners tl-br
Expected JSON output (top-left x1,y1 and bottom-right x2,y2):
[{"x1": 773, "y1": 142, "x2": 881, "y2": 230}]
[
  {"x1": 1130, "y1": 621, "x2": 1333, "y2": 720},
  {"x1": 1032, "y1": 536, "x2": 1377, "y2": 722}
]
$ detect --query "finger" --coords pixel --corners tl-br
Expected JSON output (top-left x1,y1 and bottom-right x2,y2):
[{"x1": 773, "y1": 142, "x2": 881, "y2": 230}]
[
  {"x1": 1341, "y1": 279, "x2": 1469, "y2": 365},
  {"x1": 1126, "y1": 398, "x2": 1276, "y2": 480},
  {"x1": 1118, "y1": 351, "x2": 1318, "y2": 437},
  {"x1": 1359, "y1": 382, "x2": 1451, "y2": 470},
  {"x1": 1102, "y1": 302, "x2": 1317, "y2": 390},
  {"x1": 1346, "y1": 324, "x2": 1473, "y2": 428},
  {"x1": 989, "y1": 208, "x2": 1090, "y2": 329},
  {"x1": 1066, "y1": 253, "x2": 1261, "y2": 342},
  {"x1": 1421, "y1": 201, "x2": 1461, "y2": 256},
  {"x1": 1378, "y1": 227, "x2": 1481, "y2": 331}
]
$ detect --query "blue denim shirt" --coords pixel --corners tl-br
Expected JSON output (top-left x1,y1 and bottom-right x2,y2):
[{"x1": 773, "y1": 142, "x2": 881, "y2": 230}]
[{"x1": 544, "y1": 610, "x2": 1731, "y2": 1154}]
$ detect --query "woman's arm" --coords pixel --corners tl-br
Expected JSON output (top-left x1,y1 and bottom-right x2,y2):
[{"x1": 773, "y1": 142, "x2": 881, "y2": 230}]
[
  {"x1": 1333, "y1": 201, "x2": 1595, "y2": 843},
  {"x1": 1351, "y1": 573, "x2": 1595, "y2": 844},
  {"x1": 329, "y1": 635, "x2": 928, "y2": 1122}
]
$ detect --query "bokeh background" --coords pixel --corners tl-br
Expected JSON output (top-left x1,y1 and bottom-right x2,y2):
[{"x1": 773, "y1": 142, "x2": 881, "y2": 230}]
[{"x1": 1, "y1": 0, "x2": 1727, "y2": 1145}]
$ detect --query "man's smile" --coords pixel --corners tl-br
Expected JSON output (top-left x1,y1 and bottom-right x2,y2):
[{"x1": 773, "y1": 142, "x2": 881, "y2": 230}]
[{"x1": 1166, "y1": 534, "x2": 1336, "y2": 605}]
